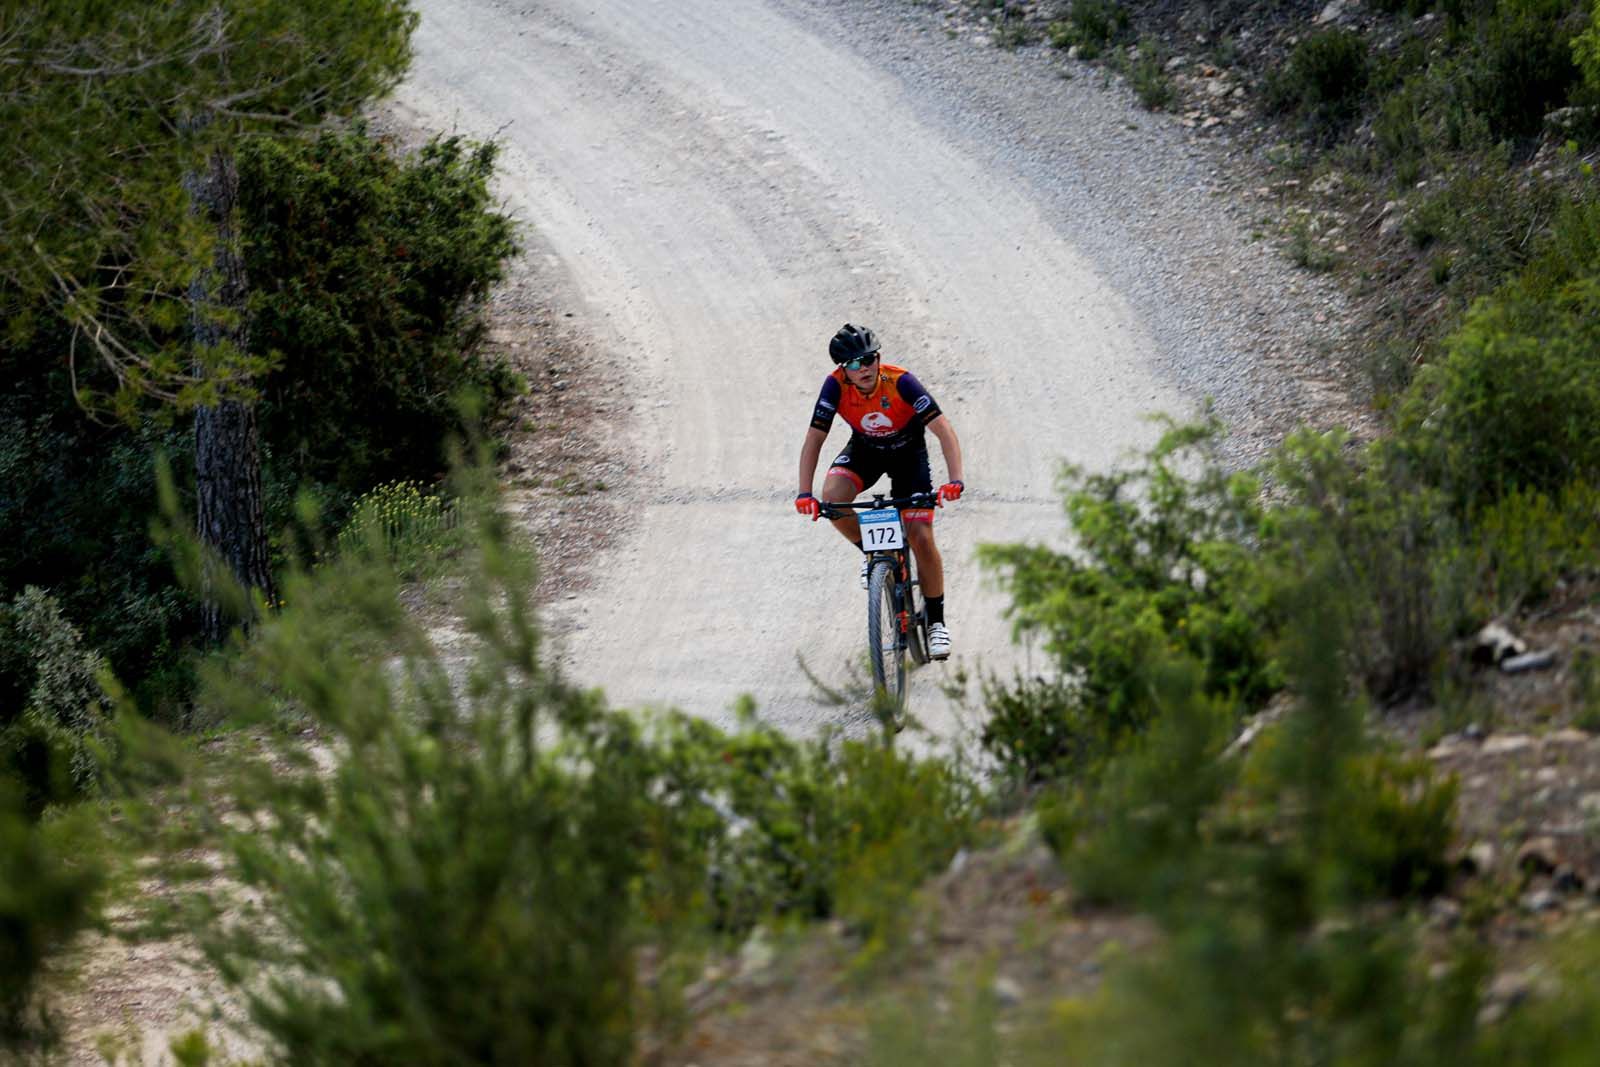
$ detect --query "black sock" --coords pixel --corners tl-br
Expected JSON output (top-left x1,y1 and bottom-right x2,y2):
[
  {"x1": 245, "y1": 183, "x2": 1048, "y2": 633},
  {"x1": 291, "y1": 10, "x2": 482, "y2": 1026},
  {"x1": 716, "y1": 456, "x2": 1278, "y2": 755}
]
[{"x1": 925, "y1": 595, "x2": 944, "y2": 625}]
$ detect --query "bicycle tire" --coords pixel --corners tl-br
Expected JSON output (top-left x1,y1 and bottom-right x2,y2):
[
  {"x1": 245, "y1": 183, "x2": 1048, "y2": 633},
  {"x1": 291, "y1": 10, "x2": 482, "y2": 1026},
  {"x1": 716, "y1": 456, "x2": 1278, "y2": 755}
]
[{"x1": 866, "y1": 558, "x2": 908, "y2": 711}]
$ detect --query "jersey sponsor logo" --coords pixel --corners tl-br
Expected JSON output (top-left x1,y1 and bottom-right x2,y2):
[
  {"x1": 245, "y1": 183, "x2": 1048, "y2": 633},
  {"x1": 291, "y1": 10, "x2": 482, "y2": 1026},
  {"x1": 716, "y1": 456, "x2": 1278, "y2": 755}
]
[
  {"x1": 860, "y1": 411, "x2": 894, "y2": 434},
  {"x1": 818, "y1": 398, "x2": 836, "y2": 411},
  {"x1": 913, "y1": 395, "x2": 932, "y2": 413}
]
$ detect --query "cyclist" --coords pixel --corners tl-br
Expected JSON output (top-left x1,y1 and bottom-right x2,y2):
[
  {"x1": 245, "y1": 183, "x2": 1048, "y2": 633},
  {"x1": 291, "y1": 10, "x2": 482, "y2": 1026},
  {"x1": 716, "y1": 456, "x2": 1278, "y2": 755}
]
[{"x1": 795, "y1": 323, "x2": 965, "y2": 660}]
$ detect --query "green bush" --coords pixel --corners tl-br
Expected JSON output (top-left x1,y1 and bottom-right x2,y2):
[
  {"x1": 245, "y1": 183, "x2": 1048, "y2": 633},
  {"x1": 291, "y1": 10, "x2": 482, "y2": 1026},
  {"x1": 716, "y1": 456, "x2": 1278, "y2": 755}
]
[
  {"x1": 0, "y1": 589, "x2": 112, "y2": 809},
  {"x1": 979, "y1": 419, "x2": 1276, "y2": 783},
  {"x1": 1268, "y1": 432, "x2": 1473, "y2": 700},
  {"x1": 1466, "y1": 0, "x2": 1585, "y2": 144},
  {"x1": 1265, "y1": 29, "x2": 1372, "y2": 139},
  {"x1": 333, "y1": 478, "x2": 458, "y2": 577},
  {"x1": 1473, "y1": 480, "x2": 1600, "y2": 607},
  {"x1": 1578, "y1": 0, "x2": 1600, "y2": 91},
  {"x1": 1045, "y1": 597, "x2": 1466, "y2": 1065},
  {"x1": 1047, "y1": 0, "x2": 1130, "y2": 60},
  {"x1": 240, "y1": 126, "x2": 520, "y2": 498},
  {"x1": 0, "y1": 326, "x2": 199, "y2": 714},
  {"x1": 1402, "y1": 273, "x2": 1600, "y2": 507},
  {"x1": 1127, "y1": 38, "x2": 1176, "y2": 110}
]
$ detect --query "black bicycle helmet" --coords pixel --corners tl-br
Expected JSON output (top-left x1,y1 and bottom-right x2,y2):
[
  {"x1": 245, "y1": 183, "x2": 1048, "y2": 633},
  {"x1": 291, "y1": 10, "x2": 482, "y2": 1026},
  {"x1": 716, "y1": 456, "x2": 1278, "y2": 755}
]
[{"x1": 829, "y1": 323, "x2": 880, "y2": 365}]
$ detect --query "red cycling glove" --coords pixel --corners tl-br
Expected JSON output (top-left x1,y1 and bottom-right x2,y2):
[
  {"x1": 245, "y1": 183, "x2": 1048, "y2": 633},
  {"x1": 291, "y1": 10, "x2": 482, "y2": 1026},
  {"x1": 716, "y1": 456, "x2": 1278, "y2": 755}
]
[
  {"x1": 795, "y1": 492, "x2": 821, "y2": 519},
  {"x1": 939, "y1": 480, "x2": 964, "y2": 503}
]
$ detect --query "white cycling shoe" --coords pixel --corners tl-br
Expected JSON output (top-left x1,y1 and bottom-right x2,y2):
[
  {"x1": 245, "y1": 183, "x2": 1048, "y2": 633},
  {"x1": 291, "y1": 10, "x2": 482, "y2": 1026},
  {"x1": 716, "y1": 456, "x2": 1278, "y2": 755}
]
[
  {"x1": 927, "y1": 622, "x2": 952, "y2": 660},
  {"x1": 859, "y1": 556, "x2": 871, "y2": 589}
]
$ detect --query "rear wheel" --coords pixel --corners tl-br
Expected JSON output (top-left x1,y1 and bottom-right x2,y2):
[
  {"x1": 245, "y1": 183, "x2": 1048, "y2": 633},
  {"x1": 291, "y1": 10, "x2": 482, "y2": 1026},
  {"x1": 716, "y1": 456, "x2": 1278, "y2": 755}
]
[{"x1": 866, "y1": 558, "x2": 908, "y2": 717}]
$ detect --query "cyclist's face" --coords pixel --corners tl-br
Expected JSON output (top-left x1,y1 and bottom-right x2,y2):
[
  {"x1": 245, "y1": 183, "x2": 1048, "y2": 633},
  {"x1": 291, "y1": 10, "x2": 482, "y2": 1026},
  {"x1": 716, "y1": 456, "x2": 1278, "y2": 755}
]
[{"x1": 843, "y1": 355, "x2": 879, "y2": 391}]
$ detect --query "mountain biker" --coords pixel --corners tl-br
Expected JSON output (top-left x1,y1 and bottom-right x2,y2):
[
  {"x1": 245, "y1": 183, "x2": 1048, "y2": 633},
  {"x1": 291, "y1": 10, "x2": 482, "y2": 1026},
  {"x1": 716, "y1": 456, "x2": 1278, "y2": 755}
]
[{"x1": 795, "y1": 323, "x2": 965, "y2": 660}]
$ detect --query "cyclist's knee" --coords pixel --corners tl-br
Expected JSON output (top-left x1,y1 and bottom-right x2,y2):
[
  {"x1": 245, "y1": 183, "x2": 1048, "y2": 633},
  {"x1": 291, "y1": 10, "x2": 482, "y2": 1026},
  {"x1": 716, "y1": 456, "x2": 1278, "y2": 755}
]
[{"x1": 821, "y1": 474, "x2": 858, "y2": 503}]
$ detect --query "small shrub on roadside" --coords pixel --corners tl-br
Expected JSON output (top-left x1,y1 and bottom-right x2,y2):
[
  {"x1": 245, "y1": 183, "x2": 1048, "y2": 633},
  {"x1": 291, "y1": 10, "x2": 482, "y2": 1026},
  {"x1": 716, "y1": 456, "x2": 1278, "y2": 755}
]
[
  {"x1": 1047, "y1": 0, "x2": 1130, "y2": 60},
  {"x1": 1265, "y1": 28, "x2": 1372, "y2": 139},
  {"x1": 1126, "y1": 38, "x2": 1176, "y2": 110},
  {"x1": 333, "y1": 479, "x2": 458, "y2": 576}
]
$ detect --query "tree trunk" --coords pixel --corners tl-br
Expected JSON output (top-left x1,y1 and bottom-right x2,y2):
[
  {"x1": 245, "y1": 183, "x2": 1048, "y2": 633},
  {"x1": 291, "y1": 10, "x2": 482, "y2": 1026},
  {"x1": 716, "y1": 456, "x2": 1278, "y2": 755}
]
[{"x1": 186, "y1": 145, "x2": 273, "y2": 643}]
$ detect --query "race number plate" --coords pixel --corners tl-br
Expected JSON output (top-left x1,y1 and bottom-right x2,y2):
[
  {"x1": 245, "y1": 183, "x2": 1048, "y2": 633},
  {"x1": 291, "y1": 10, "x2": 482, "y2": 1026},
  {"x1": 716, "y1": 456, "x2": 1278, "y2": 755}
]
[{"x1": 859, "y1": 507, "x2": 905, "y2": 551}]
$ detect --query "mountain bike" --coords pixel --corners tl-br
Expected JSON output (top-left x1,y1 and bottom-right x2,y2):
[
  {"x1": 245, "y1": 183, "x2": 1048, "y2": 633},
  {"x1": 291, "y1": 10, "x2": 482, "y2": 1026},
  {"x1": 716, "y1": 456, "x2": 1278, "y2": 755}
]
[{"x1": 816, "y1": 491, "x2": 941, "y2": 721}]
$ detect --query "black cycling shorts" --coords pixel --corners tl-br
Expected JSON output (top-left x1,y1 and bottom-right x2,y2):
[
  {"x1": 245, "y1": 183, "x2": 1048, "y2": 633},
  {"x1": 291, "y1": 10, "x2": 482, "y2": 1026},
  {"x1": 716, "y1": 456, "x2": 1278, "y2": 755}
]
[{"x1": 826, "y1": 442, "x2": 934, "y2": 521}]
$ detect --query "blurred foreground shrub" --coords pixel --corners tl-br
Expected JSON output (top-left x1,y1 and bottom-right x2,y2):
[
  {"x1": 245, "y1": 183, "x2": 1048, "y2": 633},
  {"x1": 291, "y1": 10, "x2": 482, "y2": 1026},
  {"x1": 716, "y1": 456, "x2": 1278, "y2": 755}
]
[
  {"x1": 0, "y1": 779, "x2": 104, "y2": 1058},
  {"x1": 158, "y1": 449, "x2": 975, "y2": 1063}
]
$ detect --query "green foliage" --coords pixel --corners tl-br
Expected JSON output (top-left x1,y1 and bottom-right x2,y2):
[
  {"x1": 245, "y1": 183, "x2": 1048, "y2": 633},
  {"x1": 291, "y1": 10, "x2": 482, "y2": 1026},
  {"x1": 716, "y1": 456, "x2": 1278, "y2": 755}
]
[
  {"x1": 1047, "y1": 0, "x2": 1131, "y2": 60},
  {"x1": 0, "y1": 0, "x2": 419, "y2": 411},
  {"x1": 0, "y1": 297, "x2": 201, "y2": 713},
  {"x1": 154, "y1": 448, "x2": 975, "y2": 1062},
  {"x1": 1577, "y1": 0, "x2": 1600, "y2": 91},
  {"x1": 1472, "y1": 480, "x2": 1600, "y2": 606},
  {"x1": 241, "y1": 127, "x2": 519, "y2": 493},
  {"x1": 0, "y1": 779, "x2": 104, "y2": 1057},
  {"x1": 1044, "y1": 596, "x2": 1467, "y2": 1065},
  {"x1": 1465, "y1": 0, "x2": 1585, "y2": 144},
  {"x1": 979, "y1": 418, "x2": 1275, "y2": 782},
  {"x1": 1402, "y1": 274, "x2": 1600, "y2": 507},
  {"x1": 0, "y1": 589, "x2": 112, "y2": 809},
  {"x1": 1126, "y1": 38, "x2": 1176, "y2": 110},
  {"x1": 333, "y1": 479, "x2": 459, "y2": 577},
  {"x1": 1265, "y1": 29, "x2": 1372, "y2": 139},
  {"x1": 1268, "y1": 432, "x2": 1472, "y2": 700}
]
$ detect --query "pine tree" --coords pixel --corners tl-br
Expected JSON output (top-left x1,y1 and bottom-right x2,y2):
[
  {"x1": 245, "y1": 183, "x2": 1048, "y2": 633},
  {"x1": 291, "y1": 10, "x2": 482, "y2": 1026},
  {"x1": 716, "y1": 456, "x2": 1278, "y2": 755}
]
[{"x1": 0, "y1": 1, "x2": 417, "y2": 639}]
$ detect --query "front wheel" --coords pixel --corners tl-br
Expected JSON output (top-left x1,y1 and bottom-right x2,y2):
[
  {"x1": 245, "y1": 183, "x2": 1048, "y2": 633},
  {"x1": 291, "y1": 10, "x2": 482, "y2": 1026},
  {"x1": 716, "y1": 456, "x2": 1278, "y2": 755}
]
[{"x1": 866, "y1": 558, "x2": 908, "y2": 718}]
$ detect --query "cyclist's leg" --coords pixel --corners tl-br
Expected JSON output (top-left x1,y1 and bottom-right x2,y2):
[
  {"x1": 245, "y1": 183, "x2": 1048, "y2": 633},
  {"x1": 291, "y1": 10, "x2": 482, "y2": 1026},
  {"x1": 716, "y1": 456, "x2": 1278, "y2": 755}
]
[
  {"x1": 822, "y1": 445, "x2": 882, "y2": 545},
  {"x1": 891, "y1": 447, "x2": 942, "y2": 598}
]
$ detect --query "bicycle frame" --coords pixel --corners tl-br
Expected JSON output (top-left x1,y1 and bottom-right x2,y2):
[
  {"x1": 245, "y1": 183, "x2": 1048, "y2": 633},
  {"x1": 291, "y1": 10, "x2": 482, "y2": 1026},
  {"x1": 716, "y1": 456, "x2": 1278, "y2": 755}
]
[{"x1": 816, "y1": 491, "x2": 940, "y2": 671}]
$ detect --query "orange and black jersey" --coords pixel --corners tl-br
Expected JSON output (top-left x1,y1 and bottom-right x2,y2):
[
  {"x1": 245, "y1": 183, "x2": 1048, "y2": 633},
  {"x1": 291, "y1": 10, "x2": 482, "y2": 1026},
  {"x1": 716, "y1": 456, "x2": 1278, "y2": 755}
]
[{"x1": 808, "y1": 364, "x2": 942, "y2": 451}]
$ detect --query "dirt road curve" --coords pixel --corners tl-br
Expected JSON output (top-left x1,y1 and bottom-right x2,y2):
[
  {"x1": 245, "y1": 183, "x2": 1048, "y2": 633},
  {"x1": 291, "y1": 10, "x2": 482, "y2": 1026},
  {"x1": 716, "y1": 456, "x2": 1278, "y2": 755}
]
[{"x1": 395, "y1": 0, "x2": 1197, "y2": 737}]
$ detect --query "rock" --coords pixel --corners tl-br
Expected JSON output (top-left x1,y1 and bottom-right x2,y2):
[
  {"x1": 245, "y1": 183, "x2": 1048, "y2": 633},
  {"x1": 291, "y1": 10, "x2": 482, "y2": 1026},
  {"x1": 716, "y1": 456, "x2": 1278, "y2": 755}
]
[
  {"x1": 947, "y1": 847, "x2": 970, "y2": 876},
  {"x1": 1501, "y1": 649, "x2": 1557, "y2": 674},
  {"x1": 991, "y1": 975, "x2": 1025, "y2": 1008},
  {"x1": 1066, "y1": 45, "x2": 1080, "y2": 60},
  {"x1": 1463, "y1": 722, "x2": 1487, "y2": 742},
  {"x1": 1481, "y1": 734, "x2": 1534, "y2": 756},
  {"x1": 1379, "y1": 199, "x2": 1400, "y2": 217},
  {"x1": 1578, "y1": 792, "x2": 1600, "y2": 817},
  {"x1": 1547, "y1": 728, "x2": 1591, "y2": 745},
  {"x1": 1552, "y1": 865, "x2": 1586, "y2": 893},
  {"x1": 1206, "y1": 78, "x2": 1230, "y2": 97},
  {"x1": 1472, "y1": 621, "x2": 1526, "y2": 665},
  {"x1": 1461, "y1": 841, "x2": 1496, "y2": 875},
  {"x1": 738, "y1": 926, "x2": 775, "y2": 973},
  {"x1": 1428, "y1": 896, "x2": 1462, "y2": 929},
  {"x1": 1164, "y1": 55, "x2": 1188, "y2": 72},
  {"x1": 1378, "y1": 215, "x2": 1402, "y2": 239},
  {"x1": 1516, "y1": 836, "x2": 1561, "y2": 875},
  {"x1": 1521, "y1": 888, "x2": 1562, "y2": 914},
  {"x1": 1316, "y1": 0, "x2": 1347, "y2": 23}
]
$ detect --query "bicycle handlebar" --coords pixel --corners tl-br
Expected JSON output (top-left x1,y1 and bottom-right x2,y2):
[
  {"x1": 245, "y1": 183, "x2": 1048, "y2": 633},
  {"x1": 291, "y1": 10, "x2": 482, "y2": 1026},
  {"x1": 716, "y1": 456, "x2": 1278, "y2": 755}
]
[{"x1": 815, "y1": 492, "x2": 940, "y2": 520}]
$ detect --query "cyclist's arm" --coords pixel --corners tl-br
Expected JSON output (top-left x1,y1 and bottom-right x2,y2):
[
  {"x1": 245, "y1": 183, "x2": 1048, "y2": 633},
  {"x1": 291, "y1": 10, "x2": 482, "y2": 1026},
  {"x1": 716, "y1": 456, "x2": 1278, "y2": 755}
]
[
  {"x1": 927, "y1": 414, "x2": 964, "y2": 485},
  {"x1": 798, "y1": 426, "x2": 829, "y2": 494}
]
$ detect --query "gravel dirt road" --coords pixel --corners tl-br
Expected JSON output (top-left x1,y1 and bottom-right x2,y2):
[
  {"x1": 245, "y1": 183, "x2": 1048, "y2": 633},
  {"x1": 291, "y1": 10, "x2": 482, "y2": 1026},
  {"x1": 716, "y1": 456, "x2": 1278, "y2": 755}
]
[{"x1": 392, "y1": 0, "x2": 1348, "y2": 737}]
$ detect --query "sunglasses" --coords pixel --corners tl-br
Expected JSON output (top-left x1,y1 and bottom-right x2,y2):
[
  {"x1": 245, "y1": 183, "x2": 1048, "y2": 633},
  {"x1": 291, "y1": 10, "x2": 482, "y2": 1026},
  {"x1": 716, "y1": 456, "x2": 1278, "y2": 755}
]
[{"x1": 841, "y1": 354, "x2": 879, "y2": 372}]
